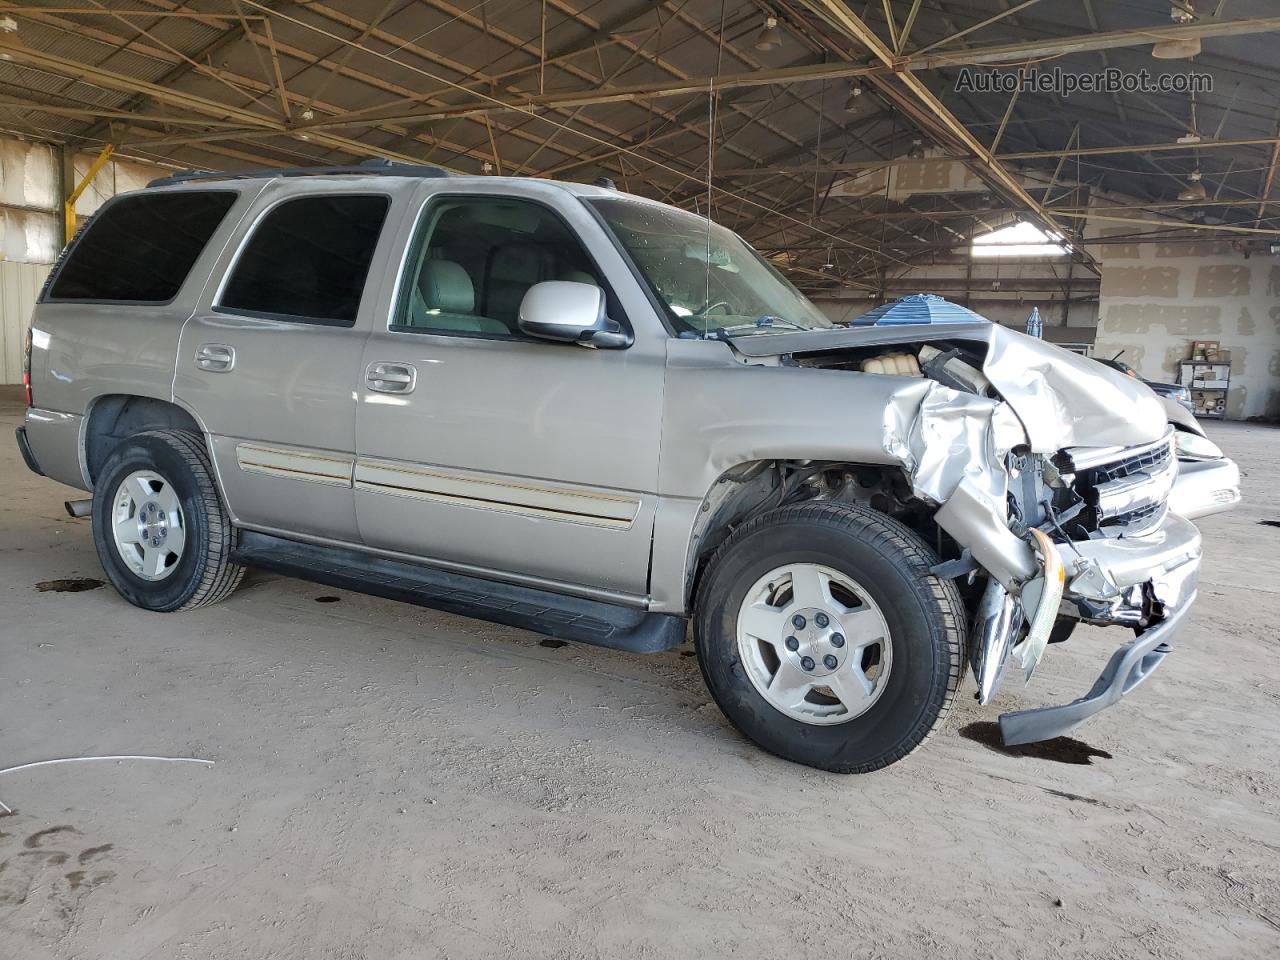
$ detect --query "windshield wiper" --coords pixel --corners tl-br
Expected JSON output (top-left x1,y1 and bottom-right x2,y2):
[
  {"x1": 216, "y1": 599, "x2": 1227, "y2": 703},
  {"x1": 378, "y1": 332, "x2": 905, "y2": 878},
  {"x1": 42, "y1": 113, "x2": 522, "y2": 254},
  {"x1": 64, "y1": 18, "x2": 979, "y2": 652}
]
[
  {"x1": 755, "y1": 315, "x2": 809, "y2": 331},
  {"x1": 705, "y1": 317, "x2": 811, "y2": 337}
]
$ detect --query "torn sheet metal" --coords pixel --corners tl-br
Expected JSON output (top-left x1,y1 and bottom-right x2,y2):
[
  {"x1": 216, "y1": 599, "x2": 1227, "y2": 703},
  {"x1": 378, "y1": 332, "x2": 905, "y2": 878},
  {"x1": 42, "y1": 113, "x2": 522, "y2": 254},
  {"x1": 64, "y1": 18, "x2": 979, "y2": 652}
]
[
  {"x1": 973, "y1": 578, "x2": 1024, "y2": 704},
  {"x1": 882, "y1": 381, "x2": 1039, "y2": 589}
]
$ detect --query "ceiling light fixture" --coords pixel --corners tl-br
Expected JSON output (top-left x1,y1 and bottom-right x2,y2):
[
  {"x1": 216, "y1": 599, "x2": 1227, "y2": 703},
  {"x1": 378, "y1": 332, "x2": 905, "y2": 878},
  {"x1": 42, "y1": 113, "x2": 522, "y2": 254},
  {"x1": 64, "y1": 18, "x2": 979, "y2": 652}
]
[
  {"x1": 1178, "y1": 169, "x2": 1206, "y2": 201},
  {"x1": 1153, "y1": 2, "x2": 1200, "y2": 59},
  {"x1": 754, "y1": 15, "x2": 783, "y2": 52},
  {"x1": 1176, "y1": 130, "x2": 1202, "y2": 144},
  {"x1": 844, "y1": 83, "x2": 864, "y2": 112}
]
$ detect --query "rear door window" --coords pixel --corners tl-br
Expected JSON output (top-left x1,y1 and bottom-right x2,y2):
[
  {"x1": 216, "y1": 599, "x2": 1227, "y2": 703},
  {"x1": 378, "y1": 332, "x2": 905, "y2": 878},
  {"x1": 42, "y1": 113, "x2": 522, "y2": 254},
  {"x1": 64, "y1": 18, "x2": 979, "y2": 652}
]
[
  {"x1": 218, "y1": 194, "x2": 390, "y2": 326},
  {"x1": 46, "y1": 191, "x2": 236, "y2": 303}
]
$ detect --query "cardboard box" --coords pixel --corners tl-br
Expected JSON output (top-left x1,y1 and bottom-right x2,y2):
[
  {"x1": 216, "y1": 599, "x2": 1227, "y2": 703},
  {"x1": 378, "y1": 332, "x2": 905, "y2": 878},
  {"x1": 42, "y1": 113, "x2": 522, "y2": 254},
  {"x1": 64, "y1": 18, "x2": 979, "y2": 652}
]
[{"x1": 1190, "y1": 339, "x2": 1220, "y2": 361}]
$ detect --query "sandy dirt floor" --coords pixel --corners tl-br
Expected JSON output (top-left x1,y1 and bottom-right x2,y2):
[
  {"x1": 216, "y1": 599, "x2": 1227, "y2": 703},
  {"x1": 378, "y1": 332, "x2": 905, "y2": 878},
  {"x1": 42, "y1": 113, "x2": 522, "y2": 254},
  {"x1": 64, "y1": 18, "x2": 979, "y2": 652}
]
[{"x1": 1, "y1": 391, "x2": 1278, "y2": 959}]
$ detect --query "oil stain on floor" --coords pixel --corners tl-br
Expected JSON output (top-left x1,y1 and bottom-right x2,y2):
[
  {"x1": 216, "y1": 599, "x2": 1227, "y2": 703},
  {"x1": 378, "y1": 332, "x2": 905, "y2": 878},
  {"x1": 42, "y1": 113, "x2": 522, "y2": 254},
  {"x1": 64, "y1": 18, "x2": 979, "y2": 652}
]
[
  {"x1": 958, "y1": 721, "x2": 1114, "y2": 765},
  {"x1": 35, "y1": 579, "x2": 103, "y2": 593}
]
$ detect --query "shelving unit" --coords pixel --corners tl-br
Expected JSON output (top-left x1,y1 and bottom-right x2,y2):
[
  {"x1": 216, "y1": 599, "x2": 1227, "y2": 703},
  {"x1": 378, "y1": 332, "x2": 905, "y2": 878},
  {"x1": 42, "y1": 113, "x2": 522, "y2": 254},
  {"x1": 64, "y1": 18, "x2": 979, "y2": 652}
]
[{"x1": 1179, "y1": 361, "x2": 1231, "y2": 419}]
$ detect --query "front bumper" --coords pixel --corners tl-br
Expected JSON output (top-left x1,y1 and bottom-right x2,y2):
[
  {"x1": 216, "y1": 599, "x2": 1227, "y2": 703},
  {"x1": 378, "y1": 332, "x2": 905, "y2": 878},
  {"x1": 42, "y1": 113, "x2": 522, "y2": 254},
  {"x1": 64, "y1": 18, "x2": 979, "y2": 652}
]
[
  {"x1": 997, "y1": 511, "x2": 1202, "y2": 745},
  {"x1": 999, "y1": 593, "x2": 1194, "y2": 745}
]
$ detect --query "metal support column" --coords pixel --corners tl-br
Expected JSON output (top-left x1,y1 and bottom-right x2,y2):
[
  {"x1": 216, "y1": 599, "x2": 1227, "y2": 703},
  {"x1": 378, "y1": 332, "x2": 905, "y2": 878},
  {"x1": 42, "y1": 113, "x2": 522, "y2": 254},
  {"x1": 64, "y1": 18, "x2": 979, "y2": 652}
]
[{"x1": 63, "y1": 143, "x2": 114, "y2": 246}]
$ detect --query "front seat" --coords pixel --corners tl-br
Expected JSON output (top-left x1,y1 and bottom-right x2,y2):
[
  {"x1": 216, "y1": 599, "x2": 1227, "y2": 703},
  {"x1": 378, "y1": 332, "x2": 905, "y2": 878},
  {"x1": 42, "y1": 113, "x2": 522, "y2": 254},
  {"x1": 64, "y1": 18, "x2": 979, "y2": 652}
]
[
  {"x1": 413, "y1": 259, "x2": 508, "y2": 335},
  {"x1": 559, "y1": 268, "x2": 598, "y2": 285},
  {"x1": 484, "y1": 243, "x2": 556, "y2": 327}
]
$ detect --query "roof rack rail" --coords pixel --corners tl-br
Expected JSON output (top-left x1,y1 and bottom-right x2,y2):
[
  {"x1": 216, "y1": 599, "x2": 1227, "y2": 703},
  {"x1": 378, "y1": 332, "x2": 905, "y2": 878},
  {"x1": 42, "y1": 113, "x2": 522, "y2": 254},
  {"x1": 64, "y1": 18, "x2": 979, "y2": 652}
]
[{"x1": 147, "y1": 157, "x2": 454, "y2": 189}]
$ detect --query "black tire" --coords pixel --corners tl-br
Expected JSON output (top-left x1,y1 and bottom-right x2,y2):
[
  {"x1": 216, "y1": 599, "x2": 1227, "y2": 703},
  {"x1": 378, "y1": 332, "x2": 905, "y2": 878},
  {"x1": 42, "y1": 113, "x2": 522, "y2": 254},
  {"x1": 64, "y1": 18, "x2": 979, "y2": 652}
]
[
  {"x1": 91, "y1": 430, "x2": 244, "y2": 612},
  {"x1": 694, "y1": 502, "x2": 965, "y2": 773}
]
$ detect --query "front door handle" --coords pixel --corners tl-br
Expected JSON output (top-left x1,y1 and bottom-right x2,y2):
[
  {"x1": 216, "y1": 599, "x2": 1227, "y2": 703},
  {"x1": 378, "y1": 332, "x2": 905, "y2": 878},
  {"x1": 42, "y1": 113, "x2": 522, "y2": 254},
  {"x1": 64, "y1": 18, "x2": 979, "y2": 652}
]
[
  {"x1": 366, "y1": 361, "x2": 417, "y2": 394},
  {"x1": 195, "y1": 343, "x2": 235, "y2": 372}
]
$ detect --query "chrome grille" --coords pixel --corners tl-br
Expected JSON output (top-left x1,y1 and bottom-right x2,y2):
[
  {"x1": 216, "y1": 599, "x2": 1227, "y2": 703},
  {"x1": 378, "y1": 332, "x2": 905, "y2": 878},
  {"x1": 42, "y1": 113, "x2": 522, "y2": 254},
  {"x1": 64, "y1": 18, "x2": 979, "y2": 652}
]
[
  {"x1": 1090, "y1": 439, "x2": 1173, "y2": 485},
  {"x1": 1066, "y1": 431, "x2": 1176, "y2": 536}
]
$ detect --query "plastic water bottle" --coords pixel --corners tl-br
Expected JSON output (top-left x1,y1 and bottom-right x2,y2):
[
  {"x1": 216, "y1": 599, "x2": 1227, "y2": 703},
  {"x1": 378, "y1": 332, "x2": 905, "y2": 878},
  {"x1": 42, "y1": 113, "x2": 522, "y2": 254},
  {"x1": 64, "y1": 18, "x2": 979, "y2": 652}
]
[{"x1": 1025, "y1": 307, "x2": 1043, "y2": 339}]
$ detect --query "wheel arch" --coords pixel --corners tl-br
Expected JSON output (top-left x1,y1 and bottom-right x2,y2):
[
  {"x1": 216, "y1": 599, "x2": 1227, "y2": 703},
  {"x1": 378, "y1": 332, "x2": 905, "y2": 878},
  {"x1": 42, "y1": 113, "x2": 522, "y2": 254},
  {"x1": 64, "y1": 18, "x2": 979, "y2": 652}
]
[
  {"x1": 83, "y1": 393, "x2": 206, "y2": 487},
  {"x1": 681, "y1": 458, "x2": 922, "y2": 611}
]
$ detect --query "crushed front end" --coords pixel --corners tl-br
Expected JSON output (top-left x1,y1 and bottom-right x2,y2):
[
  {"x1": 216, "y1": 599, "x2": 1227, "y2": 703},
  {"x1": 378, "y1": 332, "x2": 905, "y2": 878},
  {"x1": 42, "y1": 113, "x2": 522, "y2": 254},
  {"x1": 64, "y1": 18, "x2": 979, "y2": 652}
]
[
  {"x1": 757, "y1": 318, "x2": 1242, "y2": 745},
  {"x1": 990, "y1": 428, "x2": 1238, "y2": 744}
]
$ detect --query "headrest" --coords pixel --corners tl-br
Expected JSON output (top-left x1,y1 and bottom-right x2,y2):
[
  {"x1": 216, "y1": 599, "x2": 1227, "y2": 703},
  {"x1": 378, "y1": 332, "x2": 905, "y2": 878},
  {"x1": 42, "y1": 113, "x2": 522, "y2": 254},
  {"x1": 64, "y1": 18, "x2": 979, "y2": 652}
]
[{"x1": 418, "y1": 260, "x2": 474, "y2": 314}]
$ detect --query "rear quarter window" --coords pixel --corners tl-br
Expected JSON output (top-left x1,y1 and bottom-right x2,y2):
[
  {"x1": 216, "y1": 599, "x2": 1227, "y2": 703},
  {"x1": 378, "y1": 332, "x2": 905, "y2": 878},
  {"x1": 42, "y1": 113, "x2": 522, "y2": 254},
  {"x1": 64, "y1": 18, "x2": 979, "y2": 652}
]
[{"x1": 46, "y1": 191, "x2": 236, "y2": 303}]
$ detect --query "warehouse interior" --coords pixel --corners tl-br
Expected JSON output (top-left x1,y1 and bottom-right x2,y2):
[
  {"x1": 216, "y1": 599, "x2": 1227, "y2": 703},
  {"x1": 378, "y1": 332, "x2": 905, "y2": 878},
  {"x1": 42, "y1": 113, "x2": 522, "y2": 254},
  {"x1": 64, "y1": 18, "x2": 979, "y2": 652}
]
[
  {"x1": 1, "y1": 3, "x2": 1278, "y2": 958},
  {"x1": 3, "y1": 1, "x2": 1280, "y2": 416}
]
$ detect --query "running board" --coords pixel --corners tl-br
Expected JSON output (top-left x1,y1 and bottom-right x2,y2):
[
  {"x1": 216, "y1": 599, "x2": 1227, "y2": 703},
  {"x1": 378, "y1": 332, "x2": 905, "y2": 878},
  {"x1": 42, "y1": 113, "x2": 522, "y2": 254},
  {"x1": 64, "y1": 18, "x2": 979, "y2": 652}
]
[{"x1": 233, "y1": 531, "x2": 687, "y2": 654}]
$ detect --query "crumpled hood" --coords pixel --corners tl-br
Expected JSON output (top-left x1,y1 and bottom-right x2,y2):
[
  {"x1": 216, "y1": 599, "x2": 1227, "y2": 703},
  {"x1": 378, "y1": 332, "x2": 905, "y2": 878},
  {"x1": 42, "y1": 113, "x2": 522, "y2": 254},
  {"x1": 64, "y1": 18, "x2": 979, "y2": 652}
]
[
  {"x1": 729, "y1": 322, "x2": 1168, "y2": 453},
  {"x1": 981, "y1": 325, "x2": 1167, "y2": 452}
]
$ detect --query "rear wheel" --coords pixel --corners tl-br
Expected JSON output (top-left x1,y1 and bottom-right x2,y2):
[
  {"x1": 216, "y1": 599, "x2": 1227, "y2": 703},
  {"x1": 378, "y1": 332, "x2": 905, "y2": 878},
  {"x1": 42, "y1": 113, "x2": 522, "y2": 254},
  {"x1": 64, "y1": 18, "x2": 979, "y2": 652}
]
[
  {"x1": 694, "y1": 502, "x2": 965, "y2": 773},
  {"x1": 92, "y1": 430, "x2": 244, "y2": 612}
]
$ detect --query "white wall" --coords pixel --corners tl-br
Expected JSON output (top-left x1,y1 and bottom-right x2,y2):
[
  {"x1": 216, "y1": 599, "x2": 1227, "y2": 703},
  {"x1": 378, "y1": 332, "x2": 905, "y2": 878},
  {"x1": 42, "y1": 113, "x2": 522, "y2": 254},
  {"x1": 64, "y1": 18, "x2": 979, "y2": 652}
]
[{"x1": 1093, "y1": 228, "x2": 1280, "y2": 420}]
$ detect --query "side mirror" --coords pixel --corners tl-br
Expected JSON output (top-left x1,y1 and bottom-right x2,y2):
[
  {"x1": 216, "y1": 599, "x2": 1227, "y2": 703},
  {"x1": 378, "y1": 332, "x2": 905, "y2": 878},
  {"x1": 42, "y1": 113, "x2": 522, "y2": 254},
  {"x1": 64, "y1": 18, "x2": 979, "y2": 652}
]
[{"x1": 517, "y1": 281, "x2": 630, "y2": 348}]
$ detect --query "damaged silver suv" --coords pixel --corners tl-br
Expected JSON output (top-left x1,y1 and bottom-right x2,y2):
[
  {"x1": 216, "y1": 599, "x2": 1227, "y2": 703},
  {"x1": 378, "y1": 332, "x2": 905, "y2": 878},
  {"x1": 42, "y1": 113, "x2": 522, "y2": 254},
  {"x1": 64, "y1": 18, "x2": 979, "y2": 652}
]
[{"x1": 18, "y1": 161, "x2": 1241, "y2": 772}]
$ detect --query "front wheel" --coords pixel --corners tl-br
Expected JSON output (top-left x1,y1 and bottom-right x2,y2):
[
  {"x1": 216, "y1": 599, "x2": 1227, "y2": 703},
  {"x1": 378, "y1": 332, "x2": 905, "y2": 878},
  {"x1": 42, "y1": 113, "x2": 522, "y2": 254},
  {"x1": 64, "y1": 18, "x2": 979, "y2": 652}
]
[
  {"x1": 694, "y1": 502, "x2": 965, "y2": 773},
  {"x1": 91, "y1": 430, "x2": 244, "y2": 612}
]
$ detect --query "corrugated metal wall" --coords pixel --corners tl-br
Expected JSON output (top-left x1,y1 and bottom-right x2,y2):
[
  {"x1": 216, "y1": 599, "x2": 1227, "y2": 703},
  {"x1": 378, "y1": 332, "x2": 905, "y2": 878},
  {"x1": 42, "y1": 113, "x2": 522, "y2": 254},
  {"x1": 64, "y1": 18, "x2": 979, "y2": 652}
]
[{"x1": 0, "y1": 260, "x2": 50, "y2": 384}]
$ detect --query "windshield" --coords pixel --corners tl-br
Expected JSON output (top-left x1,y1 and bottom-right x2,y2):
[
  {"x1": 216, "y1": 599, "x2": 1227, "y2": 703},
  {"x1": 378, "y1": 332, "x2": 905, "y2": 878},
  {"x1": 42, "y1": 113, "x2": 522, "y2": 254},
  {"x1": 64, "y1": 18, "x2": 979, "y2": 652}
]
[{"x1": 589, "y1": 197, "x2": 834, "y2": 337}]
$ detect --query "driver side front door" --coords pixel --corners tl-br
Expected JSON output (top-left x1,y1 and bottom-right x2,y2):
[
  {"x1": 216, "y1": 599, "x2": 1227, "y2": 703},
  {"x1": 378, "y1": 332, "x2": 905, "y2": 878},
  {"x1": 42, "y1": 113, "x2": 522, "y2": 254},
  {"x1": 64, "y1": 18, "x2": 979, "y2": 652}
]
[{"x1": 352, "y1": 187, "x2": 665, "y2": 603}]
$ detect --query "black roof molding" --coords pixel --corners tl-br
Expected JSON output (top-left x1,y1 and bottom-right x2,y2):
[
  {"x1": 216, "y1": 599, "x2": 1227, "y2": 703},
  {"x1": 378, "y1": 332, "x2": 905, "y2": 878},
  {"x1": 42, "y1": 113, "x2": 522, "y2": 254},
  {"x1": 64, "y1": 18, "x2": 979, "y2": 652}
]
[{"x1": 147, "y1": 156, "x2": 454, "y2": 188}]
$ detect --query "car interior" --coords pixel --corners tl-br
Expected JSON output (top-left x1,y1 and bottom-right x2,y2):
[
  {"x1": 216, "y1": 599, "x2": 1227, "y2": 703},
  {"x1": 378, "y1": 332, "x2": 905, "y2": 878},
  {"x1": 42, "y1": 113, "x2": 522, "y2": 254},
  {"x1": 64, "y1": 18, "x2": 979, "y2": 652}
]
[{"x1": 397, "y1": 198, "x2": 602, "y2": 337}]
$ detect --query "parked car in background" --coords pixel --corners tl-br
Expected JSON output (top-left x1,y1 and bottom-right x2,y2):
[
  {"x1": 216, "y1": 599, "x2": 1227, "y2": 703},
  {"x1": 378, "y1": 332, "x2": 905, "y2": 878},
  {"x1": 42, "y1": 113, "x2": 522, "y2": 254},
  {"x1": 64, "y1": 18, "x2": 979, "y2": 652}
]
[
  {"x1": 1095, "y1": 352, "x2": 1194, "y2": 411},
  {"x1": 17, "y1": 161, "x2": 1241, "y2": 772}
]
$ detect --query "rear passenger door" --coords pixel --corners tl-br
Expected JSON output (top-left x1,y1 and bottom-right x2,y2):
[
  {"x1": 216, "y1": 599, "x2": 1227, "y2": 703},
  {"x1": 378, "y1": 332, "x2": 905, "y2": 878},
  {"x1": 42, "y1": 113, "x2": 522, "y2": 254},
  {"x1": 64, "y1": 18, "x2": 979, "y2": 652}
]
[{"x1": 175, "y1": 185, "x2": 402, "y2": 543}]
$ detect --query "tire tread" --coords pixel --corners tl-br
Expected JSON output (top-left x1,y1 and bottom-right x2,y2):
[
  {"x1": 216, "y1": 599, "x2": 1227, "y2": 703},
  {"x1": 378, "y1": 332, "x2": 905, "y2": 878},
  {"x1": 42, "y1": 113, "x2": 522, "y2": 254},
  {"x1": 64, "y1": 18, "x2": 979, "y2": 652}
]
[
  {"x1": 123, "y1": 430, "x2": 244, "y2": 610},
  {"x1": 695, "y1": 500, "x2": 966, "y2": 773}
]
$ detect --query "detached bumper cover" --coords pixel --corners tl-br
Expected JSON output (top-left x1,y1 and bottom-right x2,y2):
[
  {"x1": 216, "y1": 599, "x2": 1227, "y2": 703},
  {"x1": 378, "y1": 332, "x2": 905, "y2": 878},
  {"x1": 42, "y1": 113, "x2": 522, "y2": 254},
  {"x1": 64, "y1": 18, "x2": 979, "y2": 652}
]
[{"x1": 999, "y1": 594, "x2": 1194, "y2": 745}]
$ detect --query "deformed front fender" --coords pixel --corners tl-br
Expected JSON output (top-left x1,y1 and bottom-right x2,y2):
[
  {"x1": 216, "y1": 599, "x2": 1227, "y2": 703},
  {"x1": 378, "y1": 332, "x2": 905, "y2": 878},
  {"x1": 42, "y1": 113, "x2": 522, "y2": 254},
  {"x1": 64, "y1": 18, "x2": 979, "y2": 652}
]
[
  {"x1": 889, "y1": 379, "x2": 1037, "y2": 589},
  {"x1": 647, "y1": 338, "x2": 1038, "y2": 613}
]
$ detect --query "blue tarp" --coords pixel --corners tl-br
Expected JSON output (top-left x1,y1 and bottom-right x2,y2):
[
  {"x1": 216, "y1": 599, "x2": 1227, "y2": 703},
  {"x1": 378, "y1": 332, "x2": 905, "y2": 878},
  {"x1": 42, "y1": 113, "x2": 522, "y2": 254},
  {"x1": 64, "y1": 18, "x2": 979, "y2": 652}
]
[{"x1": 849, "y1": 294, "x2": 990, "y2": 326}]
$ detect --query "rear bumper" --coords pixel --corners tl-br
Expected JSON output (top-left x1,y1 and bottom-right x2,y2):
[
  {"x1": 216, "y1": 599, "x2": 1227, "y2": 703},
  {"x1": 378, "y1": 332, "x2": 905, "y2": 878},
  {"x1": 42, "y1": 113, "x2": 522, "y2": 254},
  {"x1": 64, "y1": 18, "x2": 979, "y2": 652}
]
[
  {"x1": 15, "y1": 426, "x2": 44, "y2": 476},
  {"x1": 22, "y1": 407, "x2": 88, "y2": 491}
]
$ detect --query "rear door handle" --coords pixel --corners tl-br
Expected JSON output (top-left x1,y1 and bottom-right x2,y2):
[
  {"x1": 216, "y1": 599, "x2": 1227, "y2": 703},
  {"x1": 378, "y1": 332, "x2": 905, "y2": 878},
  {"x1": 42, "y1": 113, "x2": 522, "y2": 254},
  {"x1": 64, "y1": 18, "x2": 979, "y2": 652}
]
[
  {"x1": 366, "y1": 361, "x2": 417, "y2": 394},
  {"x1": 195, "y1": 343, "x2": 235, "y2": 372}
]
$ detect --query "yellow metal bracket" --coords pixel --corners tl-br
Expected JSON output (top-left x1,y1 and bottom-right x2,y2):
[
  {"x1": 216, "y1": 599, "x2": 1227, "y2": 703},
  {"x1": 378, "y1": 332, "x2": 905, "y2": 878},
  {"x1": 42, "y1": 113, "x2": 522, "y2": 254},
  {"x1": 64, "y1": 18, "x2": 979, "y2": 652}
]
[{"x1": 64, "y1": 144, "x2": 114, "y2": 245}]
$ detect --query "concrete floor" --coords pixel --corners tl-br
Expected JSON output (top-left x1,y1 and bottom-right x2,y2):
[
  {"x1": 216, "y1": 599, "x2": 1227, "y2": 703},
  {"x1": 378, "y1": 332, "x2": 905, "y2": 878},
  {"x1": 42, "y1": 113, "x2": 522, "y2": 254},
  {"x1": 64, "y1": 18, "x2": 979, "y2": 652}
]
[{"x1": 2, "y1": 389, "x2": 1278, "y2": 959}]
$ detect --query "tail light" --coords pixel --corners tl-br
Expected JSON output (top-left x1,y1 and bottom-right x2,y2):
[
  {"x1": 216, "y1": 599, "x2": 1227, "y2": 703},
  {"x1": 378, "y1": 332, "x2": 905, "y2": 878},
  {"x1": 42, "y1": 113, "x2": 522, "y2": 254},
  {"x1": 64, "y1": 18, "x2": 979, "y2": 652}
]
[{"x1": 22, "y1": 327, "x2": 33, "y2": 407}]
